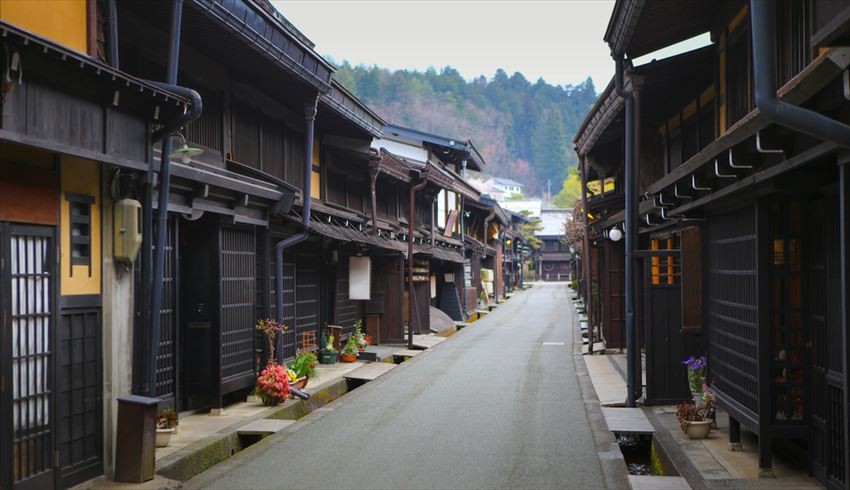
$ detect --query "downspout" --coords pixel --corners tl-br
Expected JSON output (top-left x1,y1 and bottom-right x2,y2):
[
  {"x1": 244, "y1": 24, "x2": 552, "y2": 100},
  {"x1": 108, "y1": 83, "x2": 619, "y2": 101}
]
[
  {"x1": 147, "y1": 0, "x2": 206, "y2": 398},
  {"x1": 614, "y1": 51, "x2": 638, "y2": 407},
  {"x1": 407, "y1": 170, "x2": 429, "y2": 350},
  {"x1": 460, "y1": 157, "x2": 468, "y2": 313},
  {"x1": 630, "y1": 73, "x2": 644, "y2": 399},
  {"x1": 579, "y1": 154, "x2": 594, "y2": 355},
  {"x1": 275, "y1": 97, "x2": 319, "y2": 354},
  {"x1": 750, "y1": 0, "x2": 850, "y2": 148},
  {"x1": 368, "y1": 150, "x2": 380, "y2": 234},
  {"x1": 482, "y1": 206, "x2": 496, "y2": 301},
  {"x1": 460, "y1": 192, "x2": 468, "y2": 318},
  {"x1": 107, "y1": 0, "x2": 120, "y2": 69}
]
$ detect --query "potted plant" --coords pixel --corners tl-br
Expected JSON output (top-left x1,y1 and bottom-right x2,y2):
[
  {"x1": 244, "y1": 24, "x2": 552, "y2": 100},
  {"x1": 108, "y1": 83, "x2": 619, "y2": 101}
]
[
  {"x1": 339, "y1": 335, "x2": 359, "y2": 363},
  {"x1": 255, "y1": 363, "x2": 291, "y2": 406},
  {"x1": 156, "y1": 408, "x2": 178, "y2": 447},
  {"x1": 353, "y1": 320, "x2": 368, "y2": 352},
  {"x1": 318, "y1": 329, "x2": 338, "y2": 364},
  {"x1": 682, "y1": 355, "x2": 707, "y2": 404},
  {"x1": 290, "y1": 351, "x2": 317, "y2": 389},
  {"x1": 676, "y1": 389, "x2": 716, "y2": 439}
]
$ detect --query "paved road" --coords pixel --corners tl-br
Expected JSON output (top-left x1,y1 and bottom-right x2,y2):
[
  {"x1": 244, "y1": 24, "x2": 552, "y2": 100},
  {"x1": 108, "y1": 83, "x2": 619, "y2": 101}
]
[{"x1": 188, "y1": 283, "x2": 606, "y2": 489}]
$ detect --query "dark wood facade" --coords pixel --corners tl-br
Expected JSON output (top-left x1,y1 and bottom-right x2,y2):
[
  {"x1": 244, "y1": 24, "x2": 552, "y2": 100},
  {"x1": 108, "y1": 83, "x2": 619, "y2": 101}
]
[{"x1": 579, "y1": 0, "x2": 850, "y2": 485}]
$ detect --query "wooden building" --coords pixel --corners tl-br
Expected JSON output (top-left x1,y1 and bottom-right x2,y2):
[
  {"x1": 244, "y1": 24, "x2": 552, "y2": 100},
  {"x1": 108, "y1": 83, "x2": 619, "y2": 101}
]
[
  {"x1": 578, "y1": 0, "x2": 850, "y2": 485},
  {"x1": 536, "y1": 209, "x2": 572, "y2": 282},
  {"x1": 0, "y1": 2, "x2": 205, "y2": 487},
  {"x1": 371, "y1": 126, "x2": 483, "y2": 329}
]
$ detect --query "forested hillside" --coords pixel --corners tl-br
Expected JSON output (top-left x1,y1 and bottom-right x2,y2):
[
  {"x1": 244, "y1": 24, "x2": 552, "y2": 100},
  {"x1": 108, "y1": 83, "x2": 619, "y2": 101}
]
[{"x1": 333, "y1": 62, "x2": 597, "y2": 196}]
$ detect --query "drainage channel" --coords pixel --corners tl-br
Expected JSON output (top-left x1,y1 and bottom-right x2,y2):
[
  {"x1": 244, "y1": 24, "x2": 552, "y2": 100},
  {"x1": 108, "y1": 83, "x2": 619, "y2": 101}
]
[{"x1": 615, "y1": 432, "x2": 678, "y2": 476}]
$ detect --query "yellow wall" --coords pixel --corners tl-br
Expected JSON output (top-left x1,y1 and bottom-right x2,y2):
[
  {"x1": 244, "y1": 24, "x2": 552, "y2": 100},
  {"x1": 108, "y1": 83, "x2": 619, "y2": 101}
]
[
  {"x1": 311, "y1": 170, "x2": 321, "y2": 199},
  {"x1": 311, "y1": 138, "x2": 321, "y2": 199},
  {"x1": 0, "y1": 0, "x2": 89, "y2": 53},
  {"x1": 60, "y1": 156, "x2": 101, "y2": 296}
]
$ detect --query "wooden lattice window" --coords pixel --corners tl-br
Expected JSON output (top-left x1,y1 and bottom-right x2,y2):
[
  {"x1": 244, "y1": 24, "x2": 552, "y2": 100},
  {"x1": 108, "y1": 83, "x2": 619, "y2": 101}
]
[
  {"x1": 66, "y1": 193, "x2": 94, "y2": 275},
  {"x1": 650, "y1": 237, "x2": 679, "y2": 285}
]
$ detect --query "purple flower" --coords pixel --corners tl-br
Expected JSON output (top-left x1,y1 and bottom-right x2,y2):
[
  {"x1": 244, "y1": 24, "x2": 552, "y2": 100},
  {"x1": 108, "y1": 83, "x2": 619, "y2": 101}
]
[{"x1": 682, "y1": 356, "x2": 706, "y2": 372}]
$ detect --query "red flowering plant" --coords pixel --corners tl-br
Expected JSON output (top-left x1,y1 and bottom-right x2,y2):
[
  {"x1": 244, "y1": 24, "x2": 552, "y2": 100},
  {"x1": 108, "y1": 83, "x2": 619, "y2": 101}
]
[{"x1": 256, "y1": 363, "x2": 291, "y2": 406}]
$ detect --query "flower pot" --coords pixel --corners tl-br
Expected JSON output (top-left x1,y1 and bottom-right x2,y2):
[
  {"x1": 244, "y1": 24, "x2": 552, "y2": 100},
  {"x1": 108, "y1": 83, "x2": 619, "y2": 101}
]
[
  {"x1": 318, "y1": 350, "x2": 338, "y2": 364},
  {"x1": 363, "y1": 335, "x2": 373, "y2": 346},
  {"x1": 357, "y1": 346, "x2": 366, "y2": 352},
  {"x1": 692, "y1": 391, "x2": 704, "y2": 405},
  {"x1": 290, "y1": 376, "x2": 308, "y2": 391},
  {"x1": 685, "y1": 420, "x2": 712, "y2": 439},
  {"x1": 156, "y1": 428, "x2": 175, "y2": 448},
  {"x1": 339, "y1": 353, "x2": 357, "y2": 363}
]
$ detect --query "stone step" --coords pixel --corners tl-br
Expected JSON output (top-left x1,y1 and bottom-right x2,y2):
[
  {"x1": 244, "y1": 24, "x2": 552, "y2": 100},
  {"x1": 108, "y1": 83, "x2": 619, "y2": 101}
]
[
  {"x1": 237, "y1": 419, "x2": 295, "y2": 436},
  {"x1": 343, "y1": 362, "x2": 396, "y2": 382}
]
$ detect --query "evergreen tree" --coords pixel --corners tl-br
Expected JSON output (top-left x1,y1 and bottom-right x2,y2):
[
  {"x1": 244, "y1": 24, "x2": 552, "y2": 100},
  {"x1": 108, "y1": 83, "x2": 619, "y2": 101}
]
[{"x1": 333, "y1": 63, "x2": 596, "y2": 196}]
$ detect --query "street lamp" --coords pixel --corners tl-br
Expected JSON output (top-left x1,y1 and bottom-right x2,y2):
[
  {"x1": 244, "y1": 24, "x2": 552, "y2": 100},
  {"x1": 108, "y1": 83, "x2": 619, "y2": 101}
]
[{"x1": 608, "y1": 226, "x2": 623, "y2": 242}]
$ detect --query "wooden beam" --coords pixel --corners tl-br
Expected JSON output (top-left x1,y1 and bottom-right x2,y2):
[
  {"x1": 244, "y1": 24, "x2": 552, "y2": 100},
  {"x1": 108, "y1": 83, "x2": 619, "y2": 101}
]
[
  {"x1": 667, "y1": 141, "x2": 837, "y2": 216},
  {"x1": 647, "y1": 47, "x2": 850, "y2": 196}
]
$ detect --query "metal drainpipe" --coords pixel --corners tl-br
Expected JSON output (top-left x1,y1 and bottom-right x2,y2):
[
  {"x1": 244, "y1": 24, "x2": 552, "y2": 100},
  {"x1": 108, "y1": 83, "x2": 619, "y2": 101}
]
[
  {"x1": 631, "y1": 73, "x2": 643, "y2": 399},
  {"x1": 459, "y1": 192, "x2": 468, "y2": 318},
  {"x1": 107, "y1": 0, "x2": 120, "y2": 69},
  {"x1": 407, "y1": 171, "x2": 429, "y2": 350},
  {"x1": 750, "y1": 0, "x2": 850, "y2": 148},
  {"x1": 369, "y1": 151, "x2": 380, "y2": 234},
  {"x1": 275, "y1": 97, "x2": 319, "y2": 355},
  {"x1": 580, "y1": 154, "x2": 594, "y2": 355},
  {"x1": 614, "y1": 52, "x2": 637, "y2": 407},
  {"x1": 147, "y1": 0, "x2": 185, "y2": 398}
]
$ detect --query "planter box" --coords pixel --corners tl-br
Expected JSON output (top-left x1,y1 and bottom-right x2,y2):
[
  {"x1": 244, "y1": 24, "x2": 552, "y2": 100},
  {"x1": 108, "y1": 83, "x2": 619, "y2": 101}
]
[{"x1": 318, "y1": 350, "x2": 338, "y2": 364}]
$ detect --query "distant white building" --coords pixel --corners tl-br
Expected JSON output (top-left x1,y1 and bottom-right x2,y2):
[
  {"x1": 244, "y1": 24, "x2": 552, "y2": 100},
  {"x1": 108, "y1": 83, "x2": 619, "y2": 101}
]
[
  {"x1": 465, "y1": 172, "x2": 525, "y2": 201},
  {"x1": 491, "y1": 177, "x2": 524, "y2": 198},
  {"x1": 499, "y1": 199, "x2": 542, "y2": 218}
]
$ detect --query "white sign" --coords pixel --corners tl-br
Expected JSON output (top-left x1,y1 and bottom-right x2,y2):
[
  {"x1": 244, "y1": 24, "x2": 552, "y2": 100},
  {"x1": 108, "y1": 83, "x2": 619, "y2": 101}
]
[{"x1": 349, "y1": 256, "x2": 371, "y2": 300}]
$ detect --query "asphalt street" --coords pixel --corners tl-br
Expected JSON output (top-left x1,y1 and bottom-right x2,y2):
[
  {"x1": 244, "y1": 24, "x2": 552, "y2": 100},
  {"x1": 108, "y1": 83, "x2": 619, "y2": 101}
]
[{"x1": 187, "y1": 283, "x2": 606, "y2": 489}]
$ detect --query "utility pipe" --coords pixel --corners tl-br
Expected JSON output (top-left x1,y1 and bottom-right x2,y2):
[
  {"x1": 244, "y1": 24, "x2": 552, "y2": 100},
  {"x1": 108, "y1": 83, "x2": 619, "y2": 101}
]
[
  {"x1": 630, "y1": 73, "x2": 644, "y2": 398},
  {"x1": 459, "y1": 192, "x2": 469, "y2": 317},
  {"x1": 407, "y1": 171, "x2": 429, "y2": 350},
  {"x1": 275, "y1": 97, "x2": 319, "y2": 355},
  {"x1": 147, "y1": 0, "x2": 201, "y2": 398},
  {"x1": 750, "y1": 0, "x2": 850, "y2": 148},
  {"x1": 613, "y1": 52, "x2": 637, "y2": 407},
  {"x1": 579, "y1": 154, "x2": 594, "y2": 355},
  {"x1": 107, "y1": 0, "x2": 120, "y2": 69},
  {"x1": 368, "y1": 151, "x2": 380, "y2": 234}
]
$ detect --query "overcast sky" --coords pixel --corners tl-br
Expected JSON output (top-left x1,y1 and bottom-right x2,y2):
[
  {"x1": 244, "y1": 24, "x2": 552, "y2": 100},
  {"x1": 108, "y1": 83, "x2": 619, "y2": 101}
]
[{"x1": 272, "y1": 1, "x2": 616, "y2": 90}]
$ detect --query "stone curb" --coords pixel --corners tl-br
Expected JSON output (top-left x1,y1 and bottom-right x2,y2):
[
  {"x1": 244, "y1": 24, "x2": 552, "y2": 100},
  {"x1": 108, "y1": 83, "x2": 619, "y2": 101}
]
[{"x1": 569, "y1": 288, "x2": 631, "y2": 490}]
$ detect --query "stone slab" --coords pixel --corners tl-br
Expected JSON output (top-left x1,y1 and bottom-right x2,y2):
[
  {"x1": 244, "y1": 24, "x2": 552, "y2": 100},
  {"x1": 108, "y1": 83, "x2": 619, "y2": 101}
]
[
  {"x1": 628, "y1": 475, "x2": 691, "y2": 489},
  {"x1": 411, "y1": 334, "x2": 446, "y2": 350},
  {"x1": 343, "y1": 362, "x2": 396, "y2": 382},
  {"x1": 601, "y1": 407, "x2": 655, "y2": 434},
  {"x1": 237, "y1": 419, "x2": 295, "y2": 435},
  {"x1": 581, "y1": 342, "x2": 605, "y2": 354},
  {"x1": 584, "y1": 355, "x2": 627, "y2": 407}
]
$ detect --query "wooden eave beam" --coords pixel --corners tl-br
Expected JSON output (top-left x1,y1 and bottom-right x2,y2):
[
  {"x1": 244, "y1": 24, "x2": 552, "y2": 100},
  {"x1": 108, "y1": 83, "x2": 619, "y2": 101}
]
[{"x1": 646, "y1": 47, "x2": 850, "y2": 196}]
